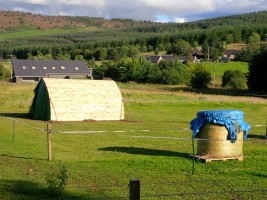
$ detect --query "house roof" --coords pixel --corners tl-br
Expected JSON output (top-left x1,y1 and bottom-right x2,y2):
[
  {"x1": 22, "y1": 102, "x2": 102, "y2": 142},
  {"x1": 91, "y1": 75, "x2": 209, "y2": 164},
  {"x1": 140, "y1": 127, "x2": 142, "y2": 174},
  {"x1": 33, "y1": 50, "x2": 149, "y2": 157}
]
[
  {"x1": 12, "y1": 59, "x2": 90, "y2": 77},
  {"x1": 161, "y1": 55, "x2": 174, "y2": 60},
  {"x1": 176, "y1": 56, "x2": 187, "y2": 61},
  {"x1": 224, "y1": 49, "x2": 240, "y2": 55},
  {"x1": 146, "y1": 55, "x2": 174, "y2": 64},
  {"x1": 192, "y1": 47, "x2": 202, "y2": 56},
  {"x1": 146, "y1": 55, "x2": 161, "y2": 64}
]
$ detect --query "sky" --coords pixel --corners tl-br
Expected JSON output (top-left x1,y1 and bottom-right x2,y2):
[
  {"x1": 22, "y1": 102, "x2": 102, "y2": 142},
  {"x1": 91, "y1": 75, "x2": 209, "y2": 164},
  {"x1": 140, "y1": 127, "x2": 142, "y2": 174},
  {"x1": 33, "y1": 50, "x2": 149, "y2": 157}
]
[{"x1": 1, "y1": 0, "x2": 267, "y2": 23}]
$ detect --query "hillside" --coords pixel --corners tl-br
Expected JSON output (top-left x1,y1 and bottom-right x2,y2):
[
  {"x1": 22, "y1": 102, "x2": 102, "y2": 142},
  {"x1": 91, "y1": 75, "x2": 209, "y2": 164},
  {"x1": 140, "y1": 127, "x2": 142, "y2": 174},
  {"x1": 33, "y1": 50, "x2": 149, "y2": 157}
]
[
  {"x1": 0, "y1": 10, "x2": 154, "y2": 31},
  {"x1": 0, "y1": 11, "x2": 86, "y2": 30},
  {"x1": 1, "y1": 10, "x2": 267, "y2": 32},
  {"x1": 0, "y1": 10, "x2": 266, "y2": 61}
]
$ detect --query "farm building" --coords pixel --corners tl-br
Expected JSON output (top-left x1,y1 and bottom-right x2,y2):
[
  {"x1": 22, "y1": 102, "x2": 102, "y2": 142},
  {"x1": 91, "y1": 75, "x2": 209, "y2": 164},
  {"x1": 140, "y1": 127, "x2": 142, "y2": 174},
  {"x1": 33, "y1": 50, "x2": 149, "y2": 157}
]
[
  {"x1": 29, "y1": 78, "x2": 124, "y2": 121},
  {"x1": 146, "y1": 55, "x2": 188, "y2": 64},
  {"x1": 223, "y1": 49, "x2": 240, "y2": 60},
  {"x1": 11, "y1": 59, "x2": 93, "y2": 83}
]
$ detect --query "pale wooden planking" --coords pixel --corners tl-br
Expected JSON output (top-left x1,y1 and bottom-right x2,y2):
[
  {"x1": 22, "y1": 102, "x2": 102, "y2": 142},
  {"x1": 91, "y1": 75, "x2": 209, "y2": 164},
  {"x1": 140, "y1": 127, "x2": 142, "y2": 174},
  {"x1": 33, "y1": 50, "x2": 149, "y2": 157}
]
[{"x1": 42, "y1": 78, "x2": 124, "y2": 121}]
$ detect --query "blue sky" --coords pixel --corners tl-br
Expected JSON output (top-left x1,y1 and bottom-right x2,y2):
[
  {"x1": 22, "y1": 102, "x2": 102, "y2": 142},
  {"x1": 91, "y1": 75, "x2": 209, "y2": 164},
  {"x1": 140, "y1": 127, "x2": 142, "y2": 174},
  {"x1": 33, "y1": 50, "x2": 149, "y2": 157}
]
[{"x1": 1, "y1": 0, "x2": 267, "y2": 22}]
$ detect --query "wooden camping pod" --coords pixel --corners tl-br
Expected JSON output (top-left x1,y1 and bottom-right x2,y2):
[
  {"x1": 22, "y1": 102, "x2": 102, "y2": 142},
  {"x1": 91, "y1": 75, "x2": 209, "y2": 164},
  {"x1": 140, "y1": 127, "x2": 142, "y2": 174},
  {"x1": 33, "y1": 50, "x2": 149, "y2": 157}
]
[{"x1": 29, "y1": 78, "x2": 124, "y2": 121}]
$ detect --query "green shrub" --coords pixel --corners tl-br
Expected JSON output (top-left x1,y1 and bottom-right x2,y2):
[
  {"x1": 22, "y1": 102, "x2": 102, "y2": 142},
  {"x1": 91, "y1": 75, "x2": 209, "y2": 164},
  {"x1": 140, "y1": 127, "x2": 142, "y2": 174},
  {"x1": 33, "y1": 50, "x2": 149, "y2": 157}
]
[
  {"x1": 158, "y1": 60, "x2": 187, "y2": 85},
  {"x1": 222, "y1": 69, "x2": 247, "y2": 89},
  {"x1": 188, "y1": 64, "x2": 212, "y2": 89},
  {"x1": 247, "y1": 44, "x2": 267, "y2": 91},
  {"x1": 46, "y1": 164, "x2": 68, "y2": 196},
  {"x1": 0, "y1": 64, "x2": 10, "y2": 80}
]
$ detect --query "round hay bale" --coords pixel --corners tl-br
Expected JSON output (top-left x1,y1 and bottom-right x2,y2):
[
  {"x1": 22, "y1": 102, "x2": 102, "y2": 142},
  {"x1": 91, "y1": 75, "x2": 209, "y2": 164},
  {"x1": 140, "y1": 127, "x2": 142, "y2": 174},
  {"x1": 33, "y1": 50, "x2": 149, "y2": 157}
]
[{"x1": 197, "y1": 123, "x2": 244, "y2": 157}]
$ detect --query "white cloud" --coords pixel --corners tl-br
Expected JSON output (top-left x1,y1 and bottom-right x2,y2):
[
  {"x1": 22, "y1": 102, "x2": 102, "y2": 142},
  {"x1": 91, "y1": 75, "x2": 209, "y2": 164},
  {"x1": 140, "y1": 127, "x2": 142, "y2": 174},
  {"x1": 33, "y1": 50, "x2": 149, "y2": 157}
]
[
  {"x1": 8, "y1": 0, "x2": 47, "y2": 4},
  {"x1": 2, "y1": 0, "x2": 267, "y2": 22},
  {"x1": 143, "y1": 0, "x2": 215, "y2": 13},
  {"x1": 173, "y1": 17, "x2": 186, "y2": 23},
  {"x1": 57, "y1": 0, "x2": 106, "y2": 7}
]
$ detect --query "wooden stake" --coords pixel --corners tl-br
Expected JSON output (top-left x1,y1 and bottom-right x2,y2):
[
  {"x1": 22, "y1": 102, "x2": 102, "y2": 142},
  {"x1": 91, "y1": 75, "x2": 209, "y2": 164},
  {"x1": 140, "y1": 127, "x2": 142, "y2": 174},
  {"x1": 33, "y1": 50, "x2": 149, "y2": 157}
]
[
  {"x1": 12, "y1": 118, "x2": 15, "y2": 142},
  {"x1": 129, "y1": 179, "x2": 140, "y2": 200},
  {"x1": 47, "y1": 123, "x2": 52, "y2": 161}
]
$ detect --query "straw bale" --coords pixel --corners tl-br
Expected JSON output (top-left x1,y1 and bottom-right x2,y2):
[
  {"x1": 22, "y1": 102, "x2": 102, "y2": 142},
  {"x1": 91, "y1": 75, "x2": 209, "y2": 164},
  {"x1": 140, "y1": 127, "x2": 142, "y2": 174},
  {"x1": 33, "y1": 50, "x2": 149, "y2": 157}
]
[{"x1": 197, "y1": 123, "x2": 243, "y2": 158}]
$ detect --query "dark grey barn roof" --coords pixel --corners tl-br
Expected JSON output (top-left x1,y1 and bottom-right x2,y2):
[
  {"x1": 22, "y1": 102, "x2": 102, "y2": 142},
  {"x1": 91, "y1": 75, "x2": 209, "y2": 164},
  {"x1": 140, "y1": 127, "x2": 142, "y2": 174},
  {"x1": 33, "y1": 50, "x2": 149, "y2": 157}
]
[
  {"x1": 12, "y1": 59, "x2": 90, "y2": 77},
  {"x1": 224, "y1": 49, "x2": 240, "y2": 55},
  {"x1": 146, "y1": 55, "x2": 161, "y2": 64}
]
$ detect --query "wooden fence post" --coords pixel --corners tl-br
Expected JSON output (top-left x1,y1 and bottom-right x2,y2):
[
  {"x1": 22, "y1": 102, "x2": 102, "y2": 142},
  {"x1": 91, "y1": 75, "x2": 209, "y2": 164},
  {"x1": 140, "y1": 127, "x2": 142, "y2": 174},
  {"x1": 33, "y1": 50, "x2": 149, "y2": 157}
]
[
  {"x1": 129, "y1": 179, "x2": 140, "y2": 200},
  {"x1": 192, "y1": 138, "x2": 195, "y2": 175},
  {"x1": 12, "y1": 118, "x2": 15, "y2": 142},
  {"x1": 47, "y1": 123, "x2": 52, "y2": 161}
]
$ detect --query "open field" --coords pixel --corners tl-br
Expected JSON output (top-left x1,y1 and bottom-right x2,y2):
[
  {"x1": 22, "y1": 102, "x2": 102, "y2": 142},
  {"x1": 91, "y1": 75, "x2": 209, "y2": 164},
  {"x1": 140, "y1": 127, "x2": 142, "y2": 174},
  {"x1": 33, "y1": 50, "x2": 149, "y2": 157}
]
[
  {"x1": 205, "y1": 61, "x2": 248, "y2": 87},
  {"x1": 208, "y1": 61, "x2": 248, "y2": 76},
  {"x1": 0, "y1": 27, "x2": 97, "y2": 41},
  {"x1": 0, "y1": 82, "x2": 267, "y2": 199}
]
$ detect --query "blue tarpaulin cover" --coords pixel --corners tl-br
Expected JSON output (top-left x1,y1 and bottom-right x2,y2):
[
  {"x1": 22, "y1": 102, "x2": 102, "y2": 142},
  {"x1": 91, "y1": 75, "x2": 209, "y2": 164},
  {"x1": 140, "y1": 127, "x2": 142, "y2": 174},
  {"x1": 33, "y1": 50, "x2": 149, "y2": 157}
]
[{"x1": 190, "y1": 110, "x2": 251, "y2": 141}]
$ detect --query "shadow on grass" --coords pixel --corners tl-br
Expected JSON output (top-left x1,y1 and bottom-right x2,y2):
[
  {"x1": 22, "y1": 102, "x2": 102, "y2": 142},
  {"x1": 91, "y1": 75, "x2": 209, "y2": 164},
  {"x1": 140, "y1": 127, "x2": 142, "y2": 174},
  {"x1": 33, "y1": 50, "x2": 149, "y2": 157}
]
[
  {"x1": 247, "y1": 134, "x2": 266, "y2": 140},
  {"x1": 249, "y1": 172, "x2": 267, "y2": 178},
  {"x1": 0, "y1": 153, "x2": 45, "y2": 161},
  {"x1": 99, "y1": 146, "x2": 189, "y2": 158},
  {"x1": 0, "y1": 112, "x2": 30, "y2": 119},
  {"x1": 1, "y1": 180, "x2": 110, "y2": 200},
  {"x1": 165, "y1": 86, "x2": 267, "y2": 98}
]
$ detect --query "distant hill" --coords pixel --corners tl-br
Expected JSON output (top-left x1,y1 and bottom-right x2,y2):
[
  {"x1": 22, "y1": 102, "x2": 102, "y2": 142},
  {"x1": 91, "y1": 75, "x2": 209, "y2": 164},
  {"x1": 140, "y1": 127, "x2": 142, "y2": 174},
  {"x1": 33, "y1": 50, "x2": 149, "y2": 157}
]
[
  {"x1": 1, "y1": 10, "x2": 267, "y2": 32},
  {"x1": 0, "y1": 10, "x2": 154, "y2": 31},
  {"x1": 0, "y1": 10, "x2": 85, "y2": 30},
  {"x1": 0, "y1": 10, "x2": 266, "y2": 60}
]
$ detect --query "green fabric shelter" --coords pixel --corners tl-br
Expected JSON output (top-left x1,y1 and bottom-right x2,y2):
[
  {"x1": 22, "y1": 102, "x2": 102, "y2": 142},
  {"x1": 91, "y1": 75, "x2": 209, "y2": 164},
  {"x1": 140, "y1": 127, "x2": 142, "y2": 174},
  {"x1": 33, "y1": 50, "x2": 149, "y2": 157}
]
[{"x1": 29, "y1": 79, "x2": 51, "y2": 120}]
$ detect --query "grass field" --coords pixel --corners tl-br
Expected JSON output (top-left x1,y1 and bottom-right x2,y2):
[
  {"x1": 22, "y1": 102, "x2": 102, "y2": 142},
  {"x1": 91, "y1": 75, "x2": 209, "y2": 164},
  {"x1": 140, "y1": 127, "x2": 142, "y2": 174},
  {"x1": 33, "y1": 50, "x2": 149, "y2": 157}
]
[
  {"x1": 208, "y1": 61, "x2": 248, "y2": 75},
  {"x1": 0, "y1": 82, "x2": 266, "y2": 199},
  {"x1": 0, "y1": 27, "x2": 96, "y2": 41},
  {"x1": 205, "y1": 61, "x2": 248, "y2": 87}
]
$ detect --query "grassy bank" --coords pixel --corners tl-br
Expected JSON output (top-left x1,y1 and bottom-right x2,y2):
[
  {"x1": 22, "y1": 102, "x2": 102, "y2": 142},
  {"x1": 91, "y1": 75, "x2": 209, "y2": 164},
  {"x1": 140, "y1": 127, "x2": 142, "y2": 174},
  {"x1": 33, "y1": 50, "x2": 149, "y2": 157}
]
[{"x1": 0, "y1": 83, "x2": 266, "y2": 199}]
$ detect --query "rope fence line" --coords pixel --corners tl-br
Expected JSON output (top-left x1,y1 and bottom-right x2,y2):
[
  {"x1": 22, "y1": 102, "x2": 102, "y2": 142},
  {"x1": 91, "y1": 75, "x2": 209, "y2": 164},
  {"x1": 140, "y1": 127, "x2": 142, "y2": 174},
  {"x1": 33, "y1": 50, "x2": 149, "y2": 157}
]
[
  {"x1": 56, "y1": 129, "x2": 151, "y2": 134},
  {"x1": 61, "y1": 176, "x2": 267, "y2": 194},
  {"x1": 0, "y1": 116, "x2": 266, "y2": 142},
  {"x1": 66, "y1": 178, "x2": 267, "y2": 199},
  {"x1": 0, "y1": 115, "x2": 266, "y2": 135},
  {"x1": 140, "y1": 189, "x2": 267, "y2": 199},
  {"x1": 1, "y1": 116, "x2": 46, "y2": 132}
]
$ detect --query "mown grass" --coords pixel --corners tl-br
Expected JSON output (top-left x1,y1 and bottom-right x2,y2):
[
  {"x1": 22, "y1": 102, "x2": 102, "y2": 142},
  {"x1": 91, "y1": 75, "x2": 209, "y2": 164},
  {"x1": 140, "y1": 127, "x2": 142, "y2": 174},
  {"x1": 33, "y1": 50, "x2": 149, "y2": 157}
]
[
  {"x1": 0, "y1": 82, "x2": 267, "y2": 199},
  {"x1": 0, "y1": 27, "x2": 96, "y2": 41},
  {"x1": 206, "y1": 61, "x2": 248, "y2": 86},
  {"x1": 210, "y1": 61, "x2": 249, "y2": 76}
]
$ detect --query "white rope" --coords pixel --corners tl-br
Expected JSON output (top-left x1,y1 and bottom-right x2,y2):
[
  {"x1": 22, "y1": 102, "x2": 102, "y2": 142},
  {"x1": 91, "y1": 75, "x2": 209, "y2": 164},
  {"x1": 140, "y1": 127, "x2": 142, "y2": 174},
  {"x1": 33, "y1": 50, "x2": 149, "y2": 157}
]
[
  {"x1": 56, "y1": 129, "x2": 150, "y2": 134},
  {"x1": 1, "y1": 116, "x2": 46, "y2": 131}
]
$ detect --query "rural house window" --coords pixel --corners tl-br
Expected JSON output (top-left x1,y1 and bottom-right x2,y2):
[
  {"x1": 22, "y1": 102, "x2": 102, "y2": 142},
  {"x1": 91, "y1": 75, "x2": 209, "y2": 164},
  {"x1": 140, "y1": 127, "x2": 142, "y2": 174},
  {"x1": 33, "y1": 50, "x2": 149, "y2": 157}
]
[
  {"x1": 32, "y1": 66, "x2": 36, "y2": 69},
  {"x1": 75, "y1": 67, "x2": 79, "y2": 70},
  {"x1": 52, "y1": 67, "x2": 56, "y2": 70},
  {"x1": 43, "y1": 67, "x2": 47, "y2": 69},
  {"x1": 22, "y1": 66, "x2": 26, "y2": 69},
  {"x1": 60, "y1": 66, "x2": 65, "y2": 70}
]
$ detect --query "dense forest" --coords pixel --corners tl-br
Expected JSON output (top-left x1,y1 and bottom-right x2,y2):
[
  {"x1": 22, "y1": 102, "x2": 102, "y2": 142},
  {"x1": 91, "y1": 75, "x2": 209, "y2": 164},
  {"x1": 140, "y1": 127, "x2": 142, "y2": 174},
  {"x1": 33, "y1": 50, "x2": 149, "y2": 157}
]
[{"x1": 0, "y1": 10, "x2": 267, "y2": 61}]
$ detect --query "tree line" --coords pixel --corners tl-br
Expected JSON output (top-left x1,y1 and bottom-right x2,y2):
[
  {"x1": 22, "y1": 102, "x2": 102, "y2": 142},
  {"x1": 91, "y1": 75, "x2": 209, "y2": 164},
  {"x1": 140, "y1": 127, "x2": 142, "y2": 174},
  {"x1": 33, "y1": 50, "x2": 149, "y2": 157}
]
[
  {"x1": 0, "y1": 11, "x2": 266, "y2": 91},
  {"x1": 0, "y1": 12, "x2": 267, "y2": 61}
]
